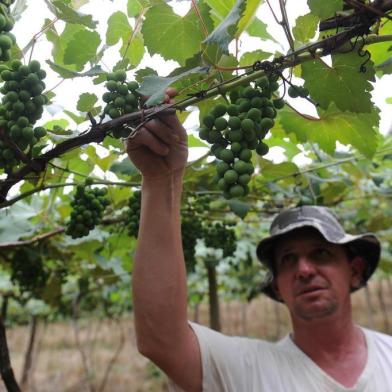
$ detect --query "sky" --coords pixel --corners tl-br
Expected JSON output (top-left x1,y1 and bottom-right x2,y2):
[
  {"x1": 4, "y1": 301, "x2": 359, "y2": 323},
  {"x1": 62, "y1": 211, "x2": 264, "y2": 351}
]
[{"x1": 10, "y1": 0, "x2": 392, "y2": 166}]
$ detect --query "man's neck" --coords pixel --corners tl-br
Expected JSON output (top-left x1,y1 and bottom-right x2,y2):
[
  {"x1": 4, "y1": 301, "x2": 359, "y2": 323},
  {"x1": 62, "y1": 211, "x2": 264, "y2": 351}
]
[{"x1": 290, "y1": 314, "x2": 367, "y2": 387}]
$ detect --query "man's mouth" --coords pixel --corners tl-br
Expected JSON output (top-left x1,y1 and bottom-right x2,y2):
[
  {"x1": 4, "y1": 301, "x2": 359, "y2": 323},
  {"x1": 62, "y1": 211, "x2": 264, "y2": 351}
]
[{"x1": 296, "y1": 286, "x2": 326, "y2": 296}]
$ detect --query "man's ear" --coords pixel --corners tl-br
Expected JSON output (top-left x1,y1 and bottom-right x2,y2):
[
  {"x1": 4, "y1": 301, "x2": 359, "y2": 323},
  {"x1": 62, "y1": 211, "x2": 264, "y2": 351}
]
[
  {"x1": 273, "y1": 280, "x2": 283, "y2": 301},
  {"x1": 350, "y1": 256, "x2": 366, "y2": 290}
]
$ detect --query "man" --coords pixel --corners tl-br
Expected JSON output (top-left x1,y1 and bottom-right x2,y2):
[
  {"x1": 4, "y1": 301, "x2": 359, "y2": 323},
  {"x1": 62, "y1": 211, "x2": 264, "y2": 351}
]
[{"x1": 125, "y1": 90, "x2": 392, "y2": 391}]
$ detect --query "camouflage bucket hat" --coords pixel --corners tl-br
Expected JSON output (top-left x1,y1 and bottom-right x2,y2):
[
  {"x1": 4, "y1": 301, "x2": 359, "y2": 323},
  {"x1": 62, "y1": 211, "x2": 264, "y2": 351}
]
[{"x1": 256, "y1": 206, "x2": 381, "y2": 302}]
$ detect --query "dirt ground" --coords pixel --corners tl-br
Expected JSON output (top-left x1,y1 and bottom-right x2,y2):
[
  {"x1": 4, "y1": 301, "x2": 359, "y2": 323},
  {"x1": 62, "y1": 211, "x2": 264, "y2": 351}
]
[{"x1": 2, "y1": 279, "x2": 392, "y2": 392}]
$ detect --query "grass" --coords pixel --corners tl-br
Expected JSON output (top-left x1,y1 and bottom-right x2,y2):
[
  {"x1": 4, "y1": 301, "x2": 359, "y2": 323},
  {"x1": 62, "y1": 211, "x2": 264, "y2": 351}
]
[{"x1": 3, "y1": 279, "x2": 392, "y2": 392}]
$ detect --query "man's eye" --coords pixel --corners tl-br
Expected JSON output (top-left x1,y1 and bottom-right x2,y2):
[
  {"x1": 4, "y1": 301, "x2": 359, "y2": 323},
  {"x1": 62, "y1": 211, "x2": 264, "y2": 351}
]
[
  {"x1": 279, "y1": 254, "x2": 296, "y2": 266},
  {"x1": 313, "y1": 248, "x2": 331, "y2": 259}
]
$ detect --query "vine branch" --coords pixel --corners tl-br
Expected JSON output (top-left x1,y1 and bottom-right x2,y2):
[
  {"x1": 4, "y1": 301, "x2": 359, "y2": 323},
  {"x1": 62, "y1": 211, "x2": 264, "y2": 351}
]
[{"x1": 0, "y1": 1, "x2": 392, "y2": 205}]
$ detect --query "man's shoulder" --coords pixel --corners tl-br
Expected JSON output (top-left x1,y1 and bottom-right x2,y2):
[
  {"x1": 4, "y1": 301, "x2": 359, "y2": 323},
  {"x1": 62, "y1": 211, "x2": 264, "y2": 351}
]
[
  {"x1": 362, "y1": 327, "x2": 392, "y2": 347},
  {"x1": 189, "y1": 321, "x2": 290, "y2": 353}
]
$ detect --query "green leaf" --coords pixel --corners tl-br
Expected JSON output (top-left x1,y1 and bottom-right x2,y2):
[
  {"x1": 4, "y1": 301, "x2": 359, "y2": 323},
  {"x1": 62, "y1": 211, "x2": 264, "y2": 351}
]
[
  {"x1": 301, "y1": 51, "x2": 375, "y2": 113},
  {"x1": 46, "y1": 23, "x2": 85, "y2": 71},
  {"x1": 44, "y1": 119, "x2": 70, "y2": 132},
  {"x1": 279, "y1": 105, "x2": 380, "y2": 158},
  {"x1": 106, "y1": 11, "x2": 131, "y2": 46},
  {"x1": 262, "y1": 162, "x2": 300, "y2": 181},
  {"x1": 239, "y1": 50, "x2": 272, "y2": 67},
  {"x1": 226, "y1": 199, "x2": 250, "y2": 219},
  {"x1": 0, "y1": 203, "x2": 36, "y2": 242},
  {"x1": 64, "y1": 110, "x2": 88, "y2": 125},
  {"x1": 203, "y1": 0, "x2": 246, "y2": 53},
  {"x1": 121, "y1": 33, "x2": 145, "y2": 68},
  {"x1": 50, "y1": 0, "x2": 97, "y2": 28},
  {"x1": 188, "y1": 135, "x2": 209, "y2": 148},
  {"x1": 85, "y1": 145, "x2": 117, "y2": 172},
  {"x1": 292, "y1": 13, "x2": 319, "y2": 43},
  {"x1": 246, "y1": 17, "x2": 276, "y2": 42},
  {"x1": 386, "y1": 97, "x2": 392, "y2": 104},
  {"x1": 63, "y1": 29, "x2": 101, "y2": 68},
  {"x1": 368, "y1": 22, "x2": 392, "y2": 74},
  {"x1": 142, "y1": 2, "x2": 206, "y2": 66},
  {"x1": 46, "y1": 61, "x2": 104, "y2": 79},
  {"x1": 139, "y1": 66, "x2": 209, "y2": 106},
  {"x1": 127, "y1": 0, "x2": 148, "y2": 17},
  {"x1": 76, "y1": 93, "x2": 98, "y2": 112},
  {"x1": 205, "y1": 0, "x2": 262, "y2": 37},
  {"x1": 307, "y1": 0, "x2": 343, "y2": 20},
  {"x1": 110, "y1": 158, "x2": 139, "y2": 176}
]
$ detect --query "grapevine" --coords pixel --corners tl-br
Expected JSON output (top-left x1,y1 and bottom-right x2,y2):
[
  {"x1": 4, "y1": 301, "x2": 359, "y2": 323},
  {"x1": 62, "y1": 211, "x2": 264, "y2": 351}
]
[
  {"x1": 181, "y1": 195, "x2": 212, "y2": 272},
  {"x1": 199, "y1": 73, "x2": 283, "y2": 199},
  {"x1": 11, "y1": 248, "x2": 48, "y2": 295},
  {"x1": 65, "y1": 179, "x2": 110, "y2": 239},
  {"x1": 127, "y1": 190, "x2": 141, "y2": 237}
]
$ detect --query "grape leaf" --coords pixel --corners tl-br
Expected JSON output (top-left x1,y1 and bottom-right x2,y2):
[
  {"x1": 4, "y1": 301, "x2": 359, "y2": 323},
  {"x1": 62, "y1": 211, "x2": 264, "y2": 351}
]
[
  {"x1": 203, "y1": 0, "x2": 246, "y2": 53},
  {"x1": 121, "y1": 33, "x2": 144, "y2": 68},
  {"x1": 301, "y1": 51, "x2": 375, "y2": 113},
  {"x1": 63, "y1": 30, "x2": 101, "y2": 68},
  {"x1": 46, "y1": 23, "x2": 85, "y2": 71},
  {"x1": 292, "y1": 13, "x2": 319, "y2": 43},
  {"x1": 188, "y1": 135, "x2": 208, "y2": 148},
  {"x1": 106, "y1": 11, "x2": 131, "y2": 46},
  {"x1": 127, "y1": 0, "x2": 148, "y2": 17},
  {"x1": 368, "y1": 22, "x2": 392, "y2": 72},
  {"x1": 239, "y1": 50, "x2": 272, "y2": 67},
  {"x1": 307, "y1": 0, "x2": 343, "y2": 20},
  {"x1": 142, "y1": 2, "x2": 206, "y2": 66},
  {"x1": 50, "y1": 0, "x2": 97, "y2": 28},
  {"x1": 205, "y1": 0, "x2": 261, "y2": 37},
  {"x1": 139, "y1": 66, "x2": 209, "y2": 106},
  {"x1": 279, "y1": 105, "x2": 380, "y2": 158},
  {"x1": 246, "y1": 17, "x2": 277, "y2": 43},
  {"x1": 77, "y1": 93, "x2": 98, "y2": 112},
  {"x1": 46, "y1": 61, "x2": 104, "y2": 78}
]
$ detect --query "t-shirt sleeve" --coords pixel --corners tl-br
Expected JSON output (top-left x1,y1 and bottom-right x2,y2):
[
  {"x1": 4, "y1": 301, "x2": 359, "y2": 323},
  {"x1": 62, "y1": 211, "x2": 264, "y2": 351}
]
[{"x1": 169, "y1": 322, "x2": 275, "y2": 392}]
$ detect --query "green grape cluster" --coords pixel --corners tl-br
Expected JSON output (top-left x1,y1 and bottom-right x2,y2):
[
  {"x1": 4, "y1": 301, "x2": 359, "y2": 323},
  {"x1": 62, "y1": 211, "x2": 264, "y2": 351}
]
[
  {"x1": 0, "y1": 1, "x2": 15, "y2": 61},
  {"x1": 288, "y1": 85, "x2": 309, "y2": 99},
  {"x1": 0, "y1": 59, "x2": 47, "y2": 170},
  {"x1": 65, "y1": 180, "x2": 110, "y2": 239},
  {"x1": 181, "y1": 195, "x2": 211, "y2": 272},
  {"x1": 181, "y1": 214, "x2": 204, "y2": 273},
  {"x1": 127, "y1": 190, "x2": 141, "y2": 237},
  {"x1": 11, "y1": 248, "x2": 48, "y2": 295},
  {"x1": 203, "y1": 222, "x2": 236, "y2": 258},
  {"x1": 102, "y1": 70, "x2": 140, "y2": 139},
  {"x1": 199, "y1": 74, "x2": 283, "y2": 199}
]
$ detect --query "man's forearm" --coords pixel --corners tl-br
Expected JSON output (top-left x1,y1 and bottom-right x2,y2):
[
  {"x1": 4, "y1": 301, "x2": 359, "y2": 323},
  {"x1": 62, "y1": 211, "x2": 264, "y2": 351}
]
[{"x1": 132, "y1": 172, "x2": 189, "y2": 354}]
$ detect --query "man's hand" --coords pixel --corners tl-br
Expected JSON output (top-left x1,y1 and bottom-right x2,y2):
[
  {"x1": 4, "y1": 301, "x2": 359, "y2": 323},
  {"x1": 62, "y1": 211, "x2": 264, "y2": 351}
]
[{"x1": 125, "y1": 88, "x2": 188, "y2": 180}]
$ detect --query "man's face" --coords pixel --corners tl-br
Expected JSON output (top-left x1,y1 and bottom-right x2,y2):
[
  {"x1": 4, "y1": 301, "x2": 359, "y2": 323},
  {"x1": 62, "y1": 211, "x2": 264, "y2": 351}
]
[{"x1": 273, "y1": 228, "x2": 364, "y2": 322}]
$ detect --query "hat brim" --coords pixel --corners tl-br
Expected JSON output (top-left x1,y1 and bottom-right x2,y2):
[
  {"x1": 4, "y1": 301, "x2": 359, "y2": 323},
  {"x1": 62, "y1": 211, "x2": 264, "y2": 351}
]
[{"x1": 256, "y1": 223, "x2": 381, "y2": 302}]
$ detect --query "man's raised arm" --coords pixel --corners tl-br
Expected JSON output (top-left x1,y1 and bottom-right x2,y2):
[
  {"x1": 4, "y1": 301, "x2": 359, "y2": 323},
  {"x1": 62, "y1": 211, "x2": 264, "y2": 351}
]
[{"x1": 125, "y1": 89, "x2": 202, "y2": 391}]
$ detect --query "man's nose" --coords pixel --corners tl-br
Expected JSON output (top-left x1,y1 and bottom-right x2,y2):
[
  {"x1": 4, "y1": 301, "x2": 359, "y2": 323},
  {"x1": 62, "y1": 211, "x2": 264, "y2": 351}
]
[{"x1": 295, "y1": 256, "x2": 316, "y2": 278}]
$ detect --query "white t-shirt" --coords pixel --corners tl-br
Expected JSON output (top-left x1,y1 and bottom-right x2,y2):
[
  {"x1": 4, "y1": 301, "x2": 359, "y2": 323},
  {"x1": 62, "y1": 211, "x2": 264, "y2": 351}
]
[{"x1": 170, "y1": 322, "x2": 392, "y2": 392}]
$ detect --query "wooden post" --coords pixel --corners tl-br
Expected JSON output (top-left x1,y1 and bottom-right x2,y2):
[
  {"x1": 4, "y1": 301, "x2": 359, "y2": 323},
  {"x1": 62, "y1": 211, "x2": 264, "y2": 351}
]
[
  {"x1": 0, "y1": 316, "x2": 21, "y2": 392},
  {"x1": 20, "y1": 315, "x2": 38, "y2": 389},
  {"x1": 207, "y1": 264, "x2": 221, "y2": 332}
]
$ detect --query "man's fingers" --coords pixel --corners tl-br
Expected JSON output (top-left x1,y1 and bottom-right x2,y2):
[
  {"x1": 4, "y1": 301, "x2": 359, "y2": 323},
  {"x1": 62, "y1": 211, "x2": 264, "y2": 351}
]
[
  {"x1": 166, "y1": 87, "x2": 177, "y2": 98},
  {"x1": 144, "y1": 118, "x2": 179, "y2": 144},
  {"x1": 126, "y1": 128, "x2": 169, "y2": 156}
]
